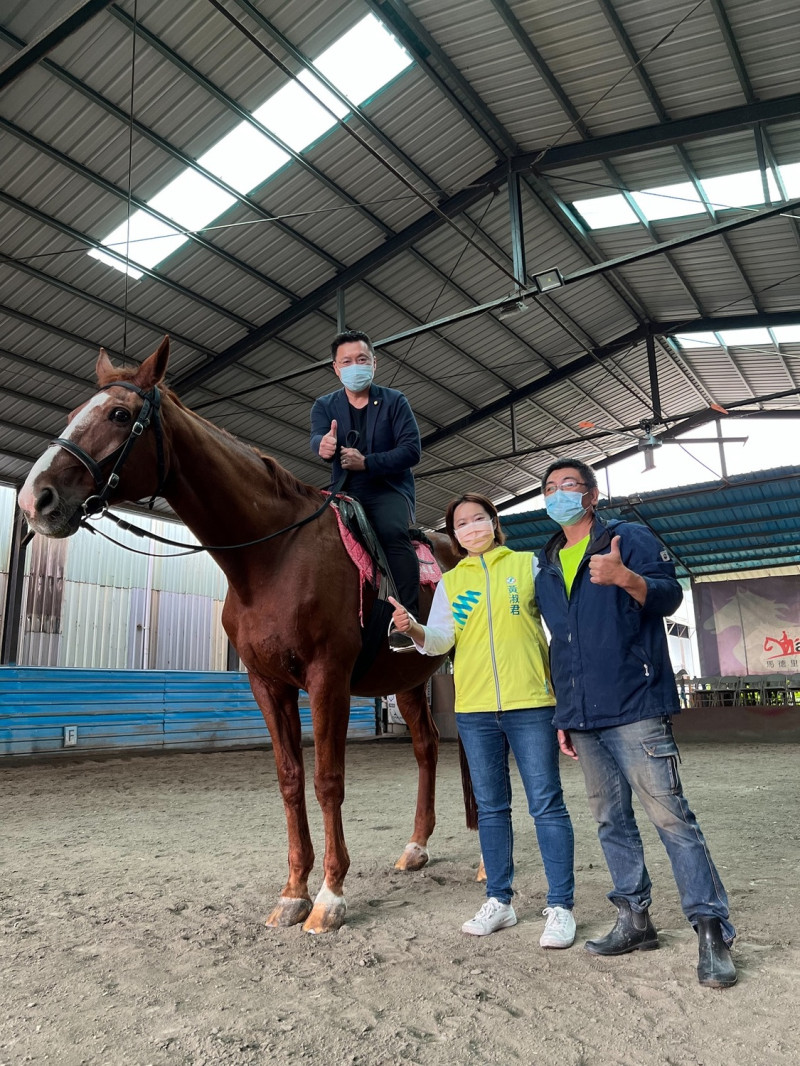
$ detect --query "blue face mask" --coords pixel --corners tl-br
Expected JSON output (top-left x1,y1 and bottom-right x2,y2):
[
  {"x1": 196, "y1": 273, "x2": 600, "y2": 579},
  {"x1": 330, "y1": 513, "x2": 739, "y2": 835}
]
[
  {"x1": 545, "y1": 489, "x2": 587, "y2": 527},
  {"x1": 338, "y1": 364, "x2": 374, "y2": 392}
]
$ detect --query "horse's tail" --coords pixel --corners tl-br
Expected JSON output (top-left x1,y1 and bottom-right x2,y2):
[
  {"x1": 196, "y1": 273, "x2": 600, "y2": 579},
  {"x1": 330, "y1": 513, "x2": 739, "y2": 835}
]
[{"x1": 457, "y1": 736, "x2": 478, "y2": 831}]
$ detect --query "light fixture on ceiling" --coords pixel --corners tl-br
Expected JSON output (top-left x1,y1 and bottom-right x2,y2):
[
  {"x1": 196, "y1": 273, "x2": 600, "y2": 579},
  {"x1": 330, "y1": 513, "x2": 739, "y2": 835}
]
[
  {"x1": 533, "y1": 267, "x2": 564, "y2": 293},
  {"x1": 498, "y1": 298, "x2": 530, "y2": 321}
]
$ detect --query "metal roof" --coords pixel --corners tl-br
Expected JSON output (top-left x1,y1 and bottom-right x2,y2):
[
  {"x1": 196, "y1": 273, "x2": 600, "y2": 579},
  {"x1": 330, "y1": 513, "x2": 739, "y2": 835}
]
[
  {"x1": 2, "y1": 0, "x2": 800, "y2": 553},
  {"x1": 502, "y1": 466, "x2": 800, "y2": 580}
]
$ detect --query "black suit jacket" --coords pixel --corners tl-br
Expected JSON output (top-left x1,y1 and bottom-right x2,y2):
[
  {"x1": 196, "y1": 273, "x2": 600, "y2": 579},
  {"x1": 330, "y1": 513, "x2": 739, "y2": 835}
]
[{"x1": 310, "y1": 384, "x2": 421, "y2": 518}]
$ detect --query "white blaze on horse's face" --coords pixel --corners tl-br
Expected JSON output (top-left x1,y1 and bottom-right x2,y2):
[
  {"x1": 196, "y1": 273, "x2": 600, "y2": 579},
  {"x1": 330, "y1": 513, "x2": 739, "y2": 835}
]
[{"x1": 18, "y1": 392, "x2": 117, "y2": 538}]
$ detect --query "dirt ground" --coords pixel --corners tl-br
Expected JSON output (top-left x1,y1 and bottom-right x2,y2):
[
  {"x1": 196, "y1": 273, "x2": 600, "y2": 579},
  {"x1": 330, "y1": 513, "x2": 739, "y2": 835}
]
[{"x1": 1, "y1": 736, "x2": 798, "y2": 1066}]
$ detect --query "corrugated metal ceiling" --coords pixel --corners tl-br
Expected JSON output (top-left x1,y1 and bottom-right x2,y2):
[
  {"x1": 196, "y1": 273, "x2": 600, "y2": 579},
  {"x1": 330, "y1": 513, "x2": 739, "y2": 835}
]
[
  {"x1": 1, "y1": 0, "x2": 799, "y2": 564},
  {"x1": 503, "y1": 466, "x2": 800, "y2": 580}
]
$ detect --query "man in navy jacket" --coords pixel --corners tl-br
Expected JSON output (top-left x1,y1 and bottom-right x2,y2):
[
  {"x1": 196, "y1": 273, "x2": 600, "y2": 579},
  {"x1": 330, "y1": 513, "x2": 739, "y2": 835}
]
[
  {"x1": 534, "y1": 457, "x2": 736, "y2": 989},
  {"x1": 311, "y1": 330, "x2": 421, "y2": 650}
]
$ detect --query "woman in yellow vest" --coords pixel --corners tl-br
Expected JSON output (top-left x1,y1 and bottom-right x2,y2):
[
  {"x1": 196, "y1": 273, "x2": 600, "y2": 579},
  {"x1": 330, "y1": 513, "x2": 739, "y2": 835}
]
[{"x1": 389, "y1": 493, "x2": 576, "y2": 943}]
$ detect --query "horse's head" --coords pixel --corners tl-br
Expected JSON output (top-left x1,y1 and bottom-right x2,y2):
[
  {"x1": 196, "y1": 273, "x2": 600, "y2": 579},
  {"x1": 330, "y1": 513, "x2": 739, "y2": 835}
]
[{"x1": 18, "y1": 337, "x2": 171, "y2": 537}]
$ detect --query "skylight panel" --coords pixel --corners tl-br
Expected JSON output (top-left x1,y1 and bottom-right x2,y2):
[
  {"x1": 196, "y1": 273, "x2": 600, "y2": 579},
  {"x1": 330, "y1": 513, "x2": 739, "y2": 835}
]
[
  {"x1": 701, "y1": 168, "x2": 779, "y2": 210},
  {"x1": 253, "y1": 73, "x2": 348, "y2": 153},
  {"x1": 88, "y1": 212, "x2": 185, "y2": 278},
  {"x1": 314, "y1": 13, "x2": 413, "y2": 103},
  {"x1": 718, "y1": 328, "x2": 772, "y2": 346},
  {"x1": 199, "y1": 124, "x2": 290, "y2": 195},
  {"x1": 631, "y1": 181, "x2": 705, "y2": 221},
  {"x1": 779, "y1": 162, "x2": 800, "y2": 197},
  {"x1": 149, "y1": 171, "x2": 236, "y2": 230},
  {"x1": 673, "y1": 333, "x2": 719, "y2": 348},
  {"x1": 572, "y1": 195, "x2": 638, "y2": 228},
  {"x1": 91, "y1": 13, "x2": 412, "y2": 278},
  {"x1": 772, "y1": 324, "x2": 800, "y2": 343}
]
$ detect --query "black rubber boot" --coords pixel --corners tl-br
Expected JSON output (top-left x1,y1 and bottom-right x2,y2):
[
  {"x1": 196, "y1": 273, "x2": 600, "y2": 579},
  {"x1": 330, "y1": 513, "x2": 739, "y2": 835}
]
[
  {"x1": 584, "y1": 900, "x2": 659, "y2": 956},
  {"x1": 696, "y1": 917, "x2": 737, "y2": 988}
]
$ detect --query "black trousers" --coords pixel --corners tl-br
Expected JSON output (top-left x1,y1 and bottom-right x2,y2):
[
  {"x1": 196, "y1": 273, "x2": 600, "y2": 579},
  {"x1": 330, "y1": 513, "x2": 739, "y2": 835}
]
[{"x1": 355, "y1": 486, "x2": 419, "y2": 617}]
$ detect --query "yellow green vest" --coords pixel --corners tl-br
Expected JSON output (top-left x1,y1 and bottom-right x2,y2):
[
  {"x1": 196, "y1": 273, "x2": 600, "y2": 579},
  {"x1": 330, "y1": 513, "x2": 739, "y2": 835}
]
[{"x1": 442, "y1": 545, "x2": 554, "y2": 713}]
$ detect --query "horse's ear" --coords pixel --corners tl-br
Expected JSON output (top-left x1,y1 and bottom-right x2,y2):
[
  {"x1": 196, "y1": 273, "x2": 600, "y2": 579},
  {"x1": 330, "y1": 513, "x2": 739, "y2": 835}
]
[
  {"x1": 96, "y1": 347, "x2": 116, "y2": 384},
  {"x1": 135, "y1": 336, "x2": 170, "y2": 390}
]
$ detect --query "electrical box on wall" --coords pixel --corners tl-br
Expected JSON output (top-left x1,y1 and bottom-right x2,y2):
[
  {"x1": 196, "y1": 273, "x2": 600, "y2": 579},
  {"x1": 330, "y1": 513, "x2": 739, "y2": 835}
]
[{"x1": 63, "y1": 726, "x2": 78, "y2": 747}]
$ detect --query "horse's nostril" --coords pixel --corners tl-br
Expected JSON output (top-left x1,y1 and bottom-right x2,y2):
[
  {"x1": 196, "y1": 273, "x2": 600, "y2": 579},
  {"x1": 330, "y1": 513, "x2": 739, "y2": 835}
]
[{"x1": 36, "y1": 486, "x2": 56, "y2": 515}]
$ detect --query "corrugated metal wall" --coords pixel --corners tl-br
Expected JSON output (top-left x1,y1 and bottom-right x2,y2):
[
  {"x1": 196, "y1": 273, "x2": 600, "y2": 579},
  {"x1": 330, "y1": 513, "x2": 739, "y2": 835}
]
[
  {"x1": 1, "y1": 489, "x2": 380, "y2": 756},
  {"x1": 0, "y1": 482, "x2": 231, "y2": 670},
  {"x1": 0, "y1": 667, "x2": 379, "y2": 758},
  {"x1": 0, "y1": 487, "x2": 13, "y2": 570}
]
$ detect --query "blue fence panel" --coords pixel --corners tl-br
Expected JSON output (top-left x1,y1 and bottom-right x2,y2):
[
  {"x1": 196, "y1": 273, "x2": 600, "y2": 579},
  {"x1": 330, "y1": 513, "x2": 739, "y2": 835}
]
[{"x1": 0, "y1": 668, "x2": 378, "y2": 757}]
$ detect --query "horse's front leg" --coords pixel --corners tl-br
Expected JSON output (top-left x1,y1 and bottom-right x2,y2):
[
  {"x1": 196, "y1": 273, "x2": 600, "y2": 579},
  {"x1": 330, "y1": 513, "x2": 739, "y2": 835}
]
[
  {"x1": 393, "y1": 685, "x2": 438, "y2": 871},
  {"x1": 248, "y1": 675, "x2": 314, "y2": 928},
  {"x1": 302, "y1": 674, "x2": 352, "y2": 933}
]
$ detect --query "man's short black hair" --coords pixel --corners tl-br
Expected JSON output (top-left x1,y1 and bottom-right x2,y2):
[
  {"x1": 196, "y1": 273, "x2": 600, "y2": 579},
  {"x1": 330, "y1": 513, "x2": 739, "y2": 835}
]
[
  {"x1": 330, "y1": 330, "x2": 374, "y2": 362},
  {"x1": 542, "y1": 458, "x2": 598, "y2": 491}
]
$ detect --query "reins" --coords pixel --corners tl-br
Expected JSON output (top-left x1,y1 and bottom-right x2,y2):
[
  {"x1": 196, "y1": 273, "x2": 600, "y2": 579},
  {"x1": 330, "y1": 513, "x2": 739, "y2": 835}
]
[
  {"x1": 82, "y1": 477, "x2": 345, "y2": 557},
  {"x1": 51, "y1": 380, "x2": 343, "y2": 557}
]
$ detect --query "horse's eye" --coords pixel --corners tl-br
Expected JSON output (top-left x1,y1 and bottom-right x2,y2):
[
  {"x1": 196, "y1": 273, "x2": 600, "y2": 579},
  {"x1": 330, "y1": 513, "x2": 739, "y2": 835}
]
[{"x1": 110, "y1": 407, "x2": 131, "y2": 424}]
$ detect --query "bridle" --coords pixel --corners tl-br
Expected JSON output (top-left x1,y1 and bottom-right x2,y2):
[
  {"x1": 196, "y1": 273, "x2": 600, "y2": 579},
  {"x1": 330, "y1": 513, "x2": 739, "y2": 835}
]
[
  {"x1": 50, "y1": 380, "x2": 166, "y2": 519},
  {"x1": 47, "y1": 379, "x2": 343, "y2": 555}
]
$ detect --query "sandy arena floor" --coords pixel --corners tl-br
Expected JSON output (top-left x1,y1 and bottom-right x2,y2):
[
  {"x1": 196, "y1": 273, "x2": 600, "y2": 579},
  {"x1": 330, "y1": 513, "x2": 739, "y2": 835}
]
[{"x1": 1, "y1": 737, "x2": 798, "y2": 1065}]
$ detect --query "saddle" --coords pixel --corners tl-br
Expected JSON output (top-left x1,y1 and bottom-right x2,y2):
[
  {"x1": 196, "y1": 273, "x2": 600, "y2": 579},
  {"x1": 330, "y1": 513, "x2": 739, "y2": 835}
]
[{"x1": 326, "y1": 493, "x2": 442, "y2": 683}]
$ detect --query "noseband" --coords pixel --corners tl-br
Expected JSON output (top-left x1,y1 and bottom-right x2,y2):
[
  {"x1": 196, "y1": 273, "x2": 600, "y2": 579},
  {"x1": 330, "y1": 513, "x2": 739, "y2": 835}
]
[{"x1": 50, "y1": 381, "x2": 166, "y2": 517}]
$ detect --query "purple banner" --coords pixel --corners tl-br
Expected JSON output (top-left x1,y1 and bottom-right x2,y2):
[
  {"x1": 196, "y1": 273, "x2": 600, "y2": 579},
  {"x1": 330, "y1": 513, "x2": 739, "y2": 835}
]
[{"x1": 693, "y1": 576, "x2": 800, "y2": 675}]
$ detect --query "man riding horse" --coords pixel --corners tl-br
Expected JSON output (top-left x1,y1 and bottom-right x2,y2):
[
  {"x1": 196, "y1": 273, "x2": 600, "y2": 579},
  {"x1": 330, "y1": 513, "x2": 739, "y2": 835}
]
[{"x1": 311, "y1": 330, "x2": 420, "y2": 652}]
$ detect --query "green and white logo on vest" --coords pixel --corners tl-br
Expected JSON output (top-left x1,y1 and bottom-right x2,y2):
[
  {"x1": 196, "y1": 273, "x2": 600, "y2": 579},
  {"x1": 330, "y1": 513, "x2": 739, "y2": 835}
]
[{"x1": 452, "y1": 590, "x2": 481, "y2": 627}]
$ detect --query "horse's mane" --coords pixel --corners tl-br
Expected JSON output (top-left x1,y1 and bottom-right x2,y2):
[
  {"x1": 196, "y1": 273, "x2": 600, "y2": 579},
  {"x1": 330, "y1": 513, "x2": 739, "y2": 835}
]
[{"x1": 100, "y1": 365, "x2": 321, "y2": 504}]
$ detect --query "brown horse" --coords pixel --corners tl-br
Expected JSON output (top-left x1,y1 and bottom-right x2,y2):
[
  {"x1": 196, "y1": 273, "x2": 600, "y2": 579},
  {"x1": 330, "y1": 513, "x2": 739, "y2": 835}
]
[{"x1": 18, "y1": 337, "x2": 462, "y2": 933}]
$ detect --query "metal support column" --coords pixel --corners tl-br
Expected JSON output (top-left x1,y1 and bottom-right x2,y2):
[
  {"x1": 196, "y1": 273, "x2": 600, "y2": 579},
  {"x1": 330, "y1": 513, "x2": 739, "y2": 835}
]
[
  {"x1": 337, "y1": 288, "x2": 346, "y2": 332},
  {"x1": 646, "y1": 330, "x2": 662, "y2": 422},
  {"x1": 1, "y1": 510, "x2": 31, "y2": 665},
  {"x1": 715, "y1": 418, "x2": 728, "y2": 478},
  {"x1": 508, "y1": 168, "x2": 526, "y2": 290}
]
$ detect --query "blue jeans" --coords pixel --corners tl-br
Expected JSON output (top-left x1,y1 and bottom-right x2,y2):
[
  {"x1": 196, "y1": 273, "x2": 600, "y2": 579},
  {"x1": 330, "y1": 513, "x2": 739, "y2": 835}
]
[
  {"x1": 456, "y1": 707, "x2": 575, "y2": 907},
  {"x1": 571, "y1": 716, "x2": 735, "y2": 943}
]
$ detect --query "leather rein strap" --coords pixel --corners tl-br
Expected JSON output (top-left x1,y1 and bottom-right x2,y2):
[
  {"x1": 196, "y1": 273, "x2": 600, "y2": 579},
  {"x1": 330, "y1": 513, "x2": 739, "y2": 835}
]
[{"x1": 53, "y1": 380, "x2": 342, "y2": 555}]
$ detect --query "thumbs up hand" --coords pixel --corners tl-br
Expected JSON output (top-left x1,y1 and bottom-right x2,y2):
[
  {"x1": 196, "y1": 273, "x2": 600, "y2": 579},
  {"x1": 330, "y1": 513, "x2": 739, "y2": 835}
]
[
  {"x1": 588, "y1": 535, "x2": 627, "y2": 586},
  {"x1": 388, "y1": 595, "x2": 411, "y2": 632},
  {"x1": 319, "y1": 419, "x2": 338, "y2": 459}
]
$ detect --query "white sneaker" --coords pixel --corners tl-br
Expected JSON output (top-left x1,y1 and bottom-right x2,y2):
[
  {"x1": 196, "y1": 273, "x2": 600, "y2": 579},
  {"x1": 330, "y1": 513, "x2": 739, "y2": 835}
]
[
  {"x1": 539, "y1": 905, "x2": 576, "y2": 948},
  {"x1": 461, "y1": 897, "x2": 517, "y2": 936}
]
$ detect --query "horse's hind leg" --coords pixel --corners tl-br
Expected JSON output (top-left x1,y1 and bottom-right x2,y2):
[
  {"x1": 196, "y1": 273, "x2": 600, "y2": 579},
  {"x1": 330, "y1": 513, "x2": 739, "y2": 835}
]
[
  {"x1": 248, "y1": 675, "x2": 314, "y2": 928},
  {"x1": 393, "y1": 684, "x2": 439, "y2": 871}
]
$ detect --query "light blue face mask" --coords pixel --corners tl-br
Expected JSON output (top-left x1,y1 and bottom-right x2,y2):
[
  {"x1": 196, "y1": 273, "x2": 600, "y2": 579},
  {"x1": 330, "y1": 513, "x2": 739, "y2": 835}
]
[
  {"x1": 545, "y1": 489, "x2": 587, "y2": 527},
  {"x1": 338, "y1": 364, "x2": 374, "y2": 392}
]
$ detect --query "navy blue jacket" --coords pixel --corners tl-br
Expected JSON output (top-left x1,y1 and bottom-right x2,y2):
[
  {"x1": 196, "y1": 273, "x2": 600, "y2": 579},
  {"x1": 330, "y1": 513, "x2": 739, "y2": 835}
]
[
  {"x1": 310, "y1": 384, "x2": 421, "y2": 518},
  {"x1": 535, "y1": 517, "x2": 683, "y2": 731}
]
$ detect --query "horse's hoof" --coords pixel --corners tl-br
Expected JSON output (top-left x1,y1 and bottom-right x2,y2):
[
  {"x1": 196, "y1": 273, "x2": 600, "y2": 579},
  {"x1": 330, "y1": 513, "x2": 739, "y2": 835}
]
[
  {"x1": 265, "y1": 896, "x2": 313, "y2": 928},
  {"x1": 394, "y1": 841, "x2": 430, "y2": 871},
  {"x1": 476, "y1": 857, "x2": 487, "y2": 882},
  {"x1": 302, "y1": 884, "x2": 347, "y2": 933}
]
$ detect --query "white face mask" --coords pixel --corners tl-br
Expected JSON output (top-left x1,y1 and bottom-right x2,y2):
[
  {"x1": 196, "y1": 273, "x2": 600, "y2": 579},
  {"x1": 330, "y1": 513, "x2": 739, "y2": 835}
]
[{"x1": 455, "y1": 517, "x2": 495, "y2": 553}]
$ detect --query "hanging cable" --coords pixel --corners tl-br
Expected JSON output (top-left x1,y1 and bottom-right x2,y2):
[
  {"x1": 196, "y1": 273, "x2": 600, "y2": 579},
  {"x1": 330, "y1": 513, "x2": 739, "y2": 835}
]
[
  {"x1": 204, "y1": 0, "x2": 520, "y2": 291},
  {"x1": 530, "y1": 0, "x2": 708, "y2": 170},
  {"x1": 385, "y1": 195, "x2": 498, "y2": 390},
  {"x1": 120, "y1": 0, "x2": 139, "y2": 360}
]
